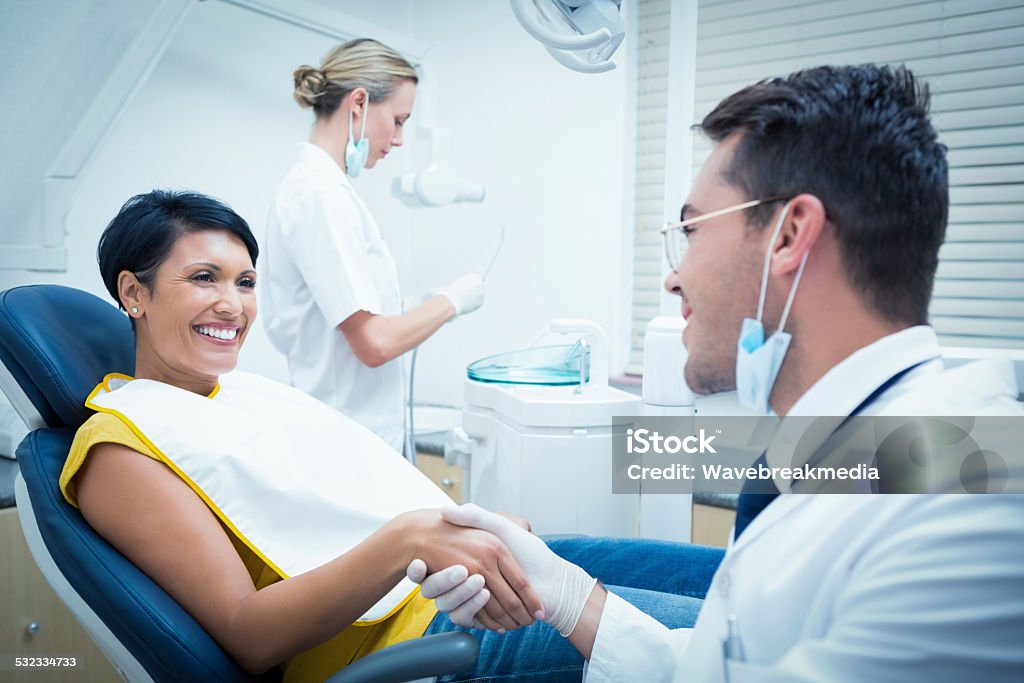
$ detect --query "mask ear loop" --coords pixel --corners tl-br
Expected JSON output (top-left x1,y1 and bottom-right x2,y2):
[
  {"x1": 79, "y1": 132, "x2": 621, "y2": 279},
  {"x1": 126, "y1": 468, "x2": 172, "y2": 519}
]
[
  {"x1": 348, "y1": 95, "x2": 368, "y2": 143},
  {"x1": 352, "y1": 94, "x2": 368, "y2": 142},
  {"x1": 359, "y1": 98, "x2": 367, "y2": 141},
  {"x1": 777, "y1": 249, "x2": 810, "y2": 333},
  {"x1": 769, "y1": 199, "x2": 811, "y2": 334},
  {"x1": 755, "y1": 200, "x2": 794, "y2": 322}
]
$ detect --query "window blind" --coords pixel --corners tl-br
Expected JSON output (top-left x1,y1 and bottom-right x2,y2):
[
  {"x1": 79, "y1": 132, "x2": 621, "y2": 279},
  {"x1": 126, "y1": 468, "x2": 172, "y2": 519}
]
[
  {"x1": 628, "y1": 0, "x2": 1024, "y2": 376},
  {"x1": 692, "y1": 0, "x2": 1024, "y2": 349},
  {"x1": 627, "y1": 0, "x2": 674, "y2": 375}
]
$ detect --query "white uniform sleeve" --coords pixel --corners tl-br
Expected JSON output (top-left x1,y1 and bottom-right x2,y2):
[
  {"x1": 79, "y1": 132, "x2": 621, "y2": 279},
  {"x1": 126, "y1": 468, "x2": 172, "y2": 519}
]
[
  {"x1": 277, "y1": 187, "x2": 383, "y2": 328},
  {"x1": 585, "y1": 592, "x2": 694, "y2": 683}
]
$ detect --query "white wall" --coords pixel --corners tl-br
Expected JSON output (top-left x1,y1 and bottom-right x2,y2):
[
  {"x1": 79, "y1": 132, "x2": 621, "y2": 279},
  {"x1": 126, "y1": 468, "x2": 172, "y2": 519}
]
[
  {"x1": 0, "y1": 0, "x2": 160, "y2": 248},
  {"x1": 400, "y1": 1, "x2": 630, "y2": 405},
  {"x1": 0, "y1": 0, "x2": 630, "y2": 409}
]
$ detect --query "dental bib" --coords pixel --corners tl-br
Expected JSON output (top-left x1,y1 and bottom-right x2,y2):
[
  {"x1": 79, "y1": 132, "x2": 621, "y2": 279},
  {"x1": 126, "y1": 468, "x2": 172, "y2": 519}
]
[{"x1": 86, "y1": 370, "x2": 451, "y2": 623}]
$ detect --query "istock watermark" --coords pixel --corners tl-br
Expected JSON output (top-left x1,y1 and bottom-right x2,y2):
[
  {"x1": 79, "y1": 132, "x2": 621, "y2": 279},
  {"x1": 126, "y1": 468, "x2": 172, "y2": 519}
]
[
  {"x1": 612, "y1": 415, "x2": 1024, "y2": 495},
  {"x1": 626, "y1": 428, "x2": 717, "y2": 454}
]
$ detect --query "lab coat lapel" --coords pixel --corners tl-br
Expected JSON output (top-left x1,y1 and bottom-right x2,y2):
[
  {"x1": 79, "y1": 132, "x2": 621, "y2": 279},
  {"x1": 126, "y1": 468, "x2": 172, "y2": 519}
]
[
  {"x1": 727, "y1": 494, "x2": 814, "y2": 555},
  {"x1": 764, "y1": 417, "x2": 847, "y2": 493}
]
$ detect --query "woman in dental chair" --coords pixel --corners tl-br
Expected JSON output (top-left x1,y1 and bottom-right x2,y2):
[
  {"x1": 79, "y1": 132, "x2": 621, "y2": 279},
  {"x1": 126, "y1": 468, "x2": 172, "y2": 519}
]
[{"x1": 61, "y1": 189, "x2": 721, "y2": 682}]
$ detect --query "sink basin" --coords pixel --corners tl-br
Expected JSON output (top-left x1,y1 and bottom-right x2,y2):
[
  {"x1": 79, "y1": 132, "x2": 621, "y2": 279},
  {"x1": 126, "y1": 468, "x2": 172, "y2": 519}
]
[{"x1": 466, "y1": 343, "x2": 589, "y2": 386}]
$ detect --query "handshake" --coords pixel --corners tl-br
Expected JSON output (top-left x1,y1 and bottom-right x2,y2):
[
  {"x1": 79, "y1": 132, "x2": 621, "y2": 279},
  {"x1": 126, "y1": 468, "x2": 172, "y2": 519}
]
[{"x1": 406, "y1": 504, "x2": 597, "y2": 637}]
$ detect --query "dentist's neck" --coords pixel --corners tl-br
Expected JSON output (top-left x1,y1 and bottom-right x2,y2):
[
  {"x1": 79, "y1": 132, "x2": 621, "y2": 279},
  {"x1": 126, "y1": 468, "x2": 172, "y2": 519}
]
[
  {"x1": 768, "y1": 287, "x2": 904, "y2": 417},
  {"x1": 309, "y1": 112, "x2": 348, "y2": 173}
]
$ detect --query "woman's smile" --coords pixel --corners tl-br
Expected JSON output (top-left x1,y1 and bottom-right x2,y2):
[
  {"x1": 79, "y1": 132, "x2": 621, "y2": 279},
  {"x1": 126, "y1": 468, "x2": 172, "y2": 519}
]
[{"x1": 193, "y1": 323, "x2": 242, "y2": 345}]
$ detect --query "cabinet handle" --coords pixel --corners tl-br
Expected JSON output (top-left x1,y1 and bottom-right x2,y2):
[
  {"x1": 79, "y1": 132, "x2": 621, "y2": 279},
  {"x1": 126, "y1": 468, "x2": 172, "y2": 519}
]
[
  {"x1": 441, "y1": 477, "x2": 453, "y2": 488},
  {"x1": 26, "y1": 622, "x2": 40, "y2": 636}
]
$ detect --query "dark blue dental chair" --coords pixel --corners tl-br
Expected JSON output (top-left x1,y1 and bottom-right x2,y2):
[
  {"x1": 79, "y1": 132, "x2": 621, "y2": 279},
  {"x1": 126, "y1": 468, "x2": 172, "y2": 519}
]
[{"x1": 0, "y1": 284, "x2": 477, "y2": 683}]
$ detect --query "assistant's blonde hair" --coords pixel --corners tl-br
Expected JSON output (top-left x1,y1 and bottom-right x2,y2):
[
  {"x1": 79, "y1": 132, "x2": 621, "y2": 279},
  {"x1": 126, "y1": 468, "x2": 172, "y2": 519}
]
[{"x1": 293, "y1": 38, "x2": 418, "y2": 118}]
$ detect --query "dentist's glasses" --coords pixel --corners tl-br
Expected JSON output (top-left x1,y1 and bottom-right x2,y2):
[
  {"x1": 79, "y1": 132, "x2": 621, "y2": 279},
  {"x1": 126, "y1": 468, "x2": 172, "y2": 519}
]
[{"x1": 660, "y1": 197, "x2": 787, "y2": 271}]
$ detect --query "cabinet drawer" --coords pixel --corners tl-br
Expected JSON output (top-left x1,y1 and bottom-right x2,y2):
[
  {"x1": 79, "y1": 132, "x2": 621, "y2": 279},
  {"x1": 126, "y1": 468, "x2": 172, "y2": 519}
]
[
  {"x1": 1, "y1": 508, "x2": 117, "y2": 682},
  {"x1": 415, "y1": 453, "x2": 464, "y2": 503}
]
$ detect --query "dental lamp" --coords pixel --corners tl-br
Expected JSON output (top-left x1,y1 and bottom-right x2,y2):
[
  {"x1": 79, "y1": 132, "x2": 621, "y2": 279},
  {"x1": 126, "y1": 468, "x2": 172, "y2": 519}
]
[
  {"x1": 393, "y1": 127, "x2": 486, "y2": 207},
  {"x1": 510, "y1": 0, "x2": 625, "y2": 74},
  {"x1": 396, "y1": 163, "x2": 486, "y2": 207}
]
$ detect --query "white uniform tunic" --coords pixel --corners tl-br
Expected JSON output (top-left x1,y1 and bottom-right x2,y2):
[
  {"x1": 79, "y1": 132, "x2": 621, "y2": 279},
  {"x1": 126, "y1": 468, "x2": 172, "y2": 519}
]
[
  {"x1": 585, "y1": 326, "x2": 1024, "y2": 682},
  {"x1": 264, "y1": 143, "x2": 405, "y2": 452}
]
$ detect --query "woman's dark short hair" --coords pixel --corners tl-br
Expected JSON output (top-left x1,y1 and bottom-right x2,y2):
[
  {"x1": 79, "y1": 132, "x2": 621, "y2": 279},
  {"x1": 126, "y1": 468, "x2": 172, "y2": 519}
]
[
  {"x1": 699, "y1": 64, "x2": 948, "y2": 326},
  {"x1": 97, "y1": 190, "x2": 258, "y2": 320}
]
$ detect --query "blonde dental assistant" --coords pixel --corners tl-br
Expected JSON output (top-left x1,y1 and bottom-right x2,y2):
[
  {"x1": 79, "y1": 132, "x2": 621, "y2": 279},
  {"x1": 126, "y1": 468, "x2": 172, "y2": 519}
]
[{"x1": 264, "y1": 38, "x2": 484, "y2": 452}]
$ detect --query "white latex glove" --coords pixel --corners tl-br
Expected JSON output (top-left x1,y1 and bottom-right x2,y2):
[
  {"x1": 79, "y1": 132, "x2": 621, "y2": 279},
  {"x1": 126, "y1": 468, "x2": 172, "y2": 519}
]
[
  {"x1": 406, "y1": 560, "x2": 490, "y2": 629},
  {"x1": 407, "y1": 504, "x2": 597, "y2": 637},
  {"x1": 436, "y1": 273, "x2": 485, "y2": 317}
]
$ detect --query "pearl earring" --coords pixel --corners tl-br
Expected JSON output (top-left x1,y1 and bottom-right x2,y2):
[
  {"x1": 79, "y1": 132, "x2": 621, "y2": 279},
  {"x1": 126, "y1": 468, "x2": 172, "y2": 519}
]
[{"x1": 131, "y1": 307, "x2": 139, "y2": 314}]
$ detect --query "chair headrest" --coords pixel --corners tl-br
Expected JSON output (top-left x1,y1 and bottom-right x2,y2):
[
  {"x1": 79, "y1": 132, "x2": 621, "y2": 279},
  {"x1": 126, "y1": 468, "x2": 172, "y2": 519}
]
[{"x1": 0, "y1": 286, "x2": 134, "y2": 429}]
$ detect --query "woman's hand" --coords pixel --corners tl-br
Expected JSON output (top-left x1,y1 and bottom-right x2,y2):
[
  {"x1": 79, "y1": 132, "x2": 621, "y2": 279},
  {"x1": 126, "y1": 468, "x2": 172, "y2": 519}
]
[
  {"x1": 407, "y1": 504, "x2": 597, "y2": 638},
  {"x1": 396, "y1": 509, "x2": 543, "y2": 632},
  {"x1": 405, "y1": 511, "x2": 532, "y2": 629}
]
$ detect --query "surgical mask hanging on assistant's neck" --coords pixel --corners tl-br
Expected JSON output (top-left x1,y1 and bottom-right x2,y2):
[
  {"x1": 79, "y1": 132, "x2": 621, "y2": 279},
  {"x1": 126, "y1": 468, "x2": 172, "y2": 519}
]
[
  {"x1": 345, "y1": 101, "x2": 370, "y2": 177},
  {"x1": 735, "y1": 200, "x2": 809, "y2": 415}
]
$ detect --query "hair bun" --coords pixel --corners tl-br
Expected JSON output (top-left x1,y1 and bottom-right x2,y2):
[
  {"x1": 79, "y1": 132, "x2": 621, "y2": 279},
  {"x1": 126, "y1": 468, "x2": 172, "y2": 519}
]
[{"x1": 293, "y1": 66, "x2": 326, "y2": 108}]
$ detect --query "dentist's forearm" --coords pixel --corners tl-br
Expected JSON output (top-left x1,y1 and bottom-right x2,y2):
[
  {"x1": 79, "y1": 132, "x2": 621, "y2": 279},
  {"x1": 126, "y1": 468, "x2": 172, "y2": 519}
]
[
  {"x1": 568, "y1": 583, "x2": 607, "y2": 659},
  {"x1": 339, "y1": 296, "x2": 454, "y2": 367}
]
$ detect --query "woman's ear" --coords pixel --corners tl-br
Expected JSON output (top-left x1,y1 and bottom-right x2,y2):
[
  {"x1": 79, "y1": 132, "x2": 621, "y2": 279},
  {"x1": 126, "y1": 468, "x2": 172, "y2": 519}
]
[
  {"x1": 348, "y1": 87, "x2": 368, "y2": 116},
  {"x1": 117, "y1": 271, "x2": 145, "y2": 317},
  {"x1": 770, "y1": 193, "x2": 826, "y2": 276}
]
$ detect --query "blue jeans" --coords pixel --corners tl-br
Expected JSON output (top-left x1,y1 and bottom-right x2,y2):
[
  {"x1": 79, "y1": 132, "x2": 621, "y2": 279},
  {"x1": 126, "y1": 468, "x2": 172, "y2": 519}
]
[{"x1": 424, "y1": 538, "x2": 725, "y2": 682}]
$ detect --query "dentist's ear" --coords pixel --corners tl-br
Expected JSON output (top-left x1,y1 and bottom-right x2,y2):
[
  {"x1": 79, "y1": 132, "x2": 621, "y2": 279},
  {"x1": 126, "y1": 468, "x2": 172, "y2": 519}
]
[
  {"x1": 347, "y1": 87, "x2": 369, "y2": 116},
  {"x1": 770, "y1": 194, "x2": 826, "y2": 276},
  {"x1": 117, "y1": 270, "x2": 145, "y2": 317}
]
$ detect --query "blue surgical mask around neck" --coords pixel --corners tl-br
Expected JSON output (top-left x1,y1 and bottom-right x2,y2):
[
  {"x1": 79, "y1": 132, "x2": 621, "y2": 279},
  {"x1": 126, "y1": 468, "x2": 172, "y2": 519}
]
[
  {"x1": 345, "y1": 103, "x2": 369, "y2": 177},
  {"x1": 735, "y1": 200, "x2": 809, "y2": 414}
]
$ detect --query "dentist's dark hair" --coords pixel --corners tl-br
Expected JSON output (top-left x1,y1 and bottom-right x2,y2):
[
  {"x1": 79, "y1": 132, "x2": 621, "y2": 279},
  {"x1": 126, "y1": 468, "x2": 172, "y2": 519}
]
[
  {"x1": 699, "y1": 63, "x2": 948, "y2": 326},
  {"x1": 98, "y1": 190, "x2": 258, "y2": 328}
]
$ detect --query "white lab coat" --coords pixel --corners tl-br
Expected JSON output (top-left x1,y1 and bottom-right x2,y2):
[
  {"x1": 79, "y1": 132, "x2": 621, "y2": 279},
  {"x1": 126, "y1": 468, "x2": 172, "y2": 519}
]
[
  {"x1": 264, "y1": 143, "x2": 405, "y2": 452},
  {"x1": 586, "y1": 326, "x2": 1024, "y2": 682}
]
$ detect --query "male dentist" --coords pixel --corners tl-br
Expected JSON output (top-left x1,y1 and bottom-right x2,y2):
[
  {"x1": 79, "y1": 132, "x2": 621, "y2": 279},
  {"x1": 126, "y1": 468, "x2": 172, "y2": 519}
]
[{"x1": 411, "y1": 64, "x2": 1024, "y2": 682}]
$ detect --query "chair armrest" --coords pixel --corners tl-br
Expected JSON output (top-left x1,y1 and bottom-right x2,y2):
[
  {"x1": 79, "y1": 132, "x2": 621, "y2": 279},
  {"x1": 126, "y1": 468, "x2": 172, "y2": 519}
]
[
  {"x1": 325, "y1": 631, "x2": 479, "y2": 683},
  {"x1": 538, "y1": 534, "x2": 585, "y2": 541}
]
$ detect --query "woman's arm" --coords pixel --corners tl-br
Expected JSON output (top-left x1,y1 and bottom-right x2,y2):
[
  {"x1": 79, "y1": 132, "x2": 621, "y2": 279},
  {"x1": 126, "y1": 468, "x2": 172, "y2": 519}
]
[
  {"x1": 339, "y1": 295, "x2": 454, "y2": 368},
  {"x1": 77, "y1": 443, "x2": 539, "y2": 673}
]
